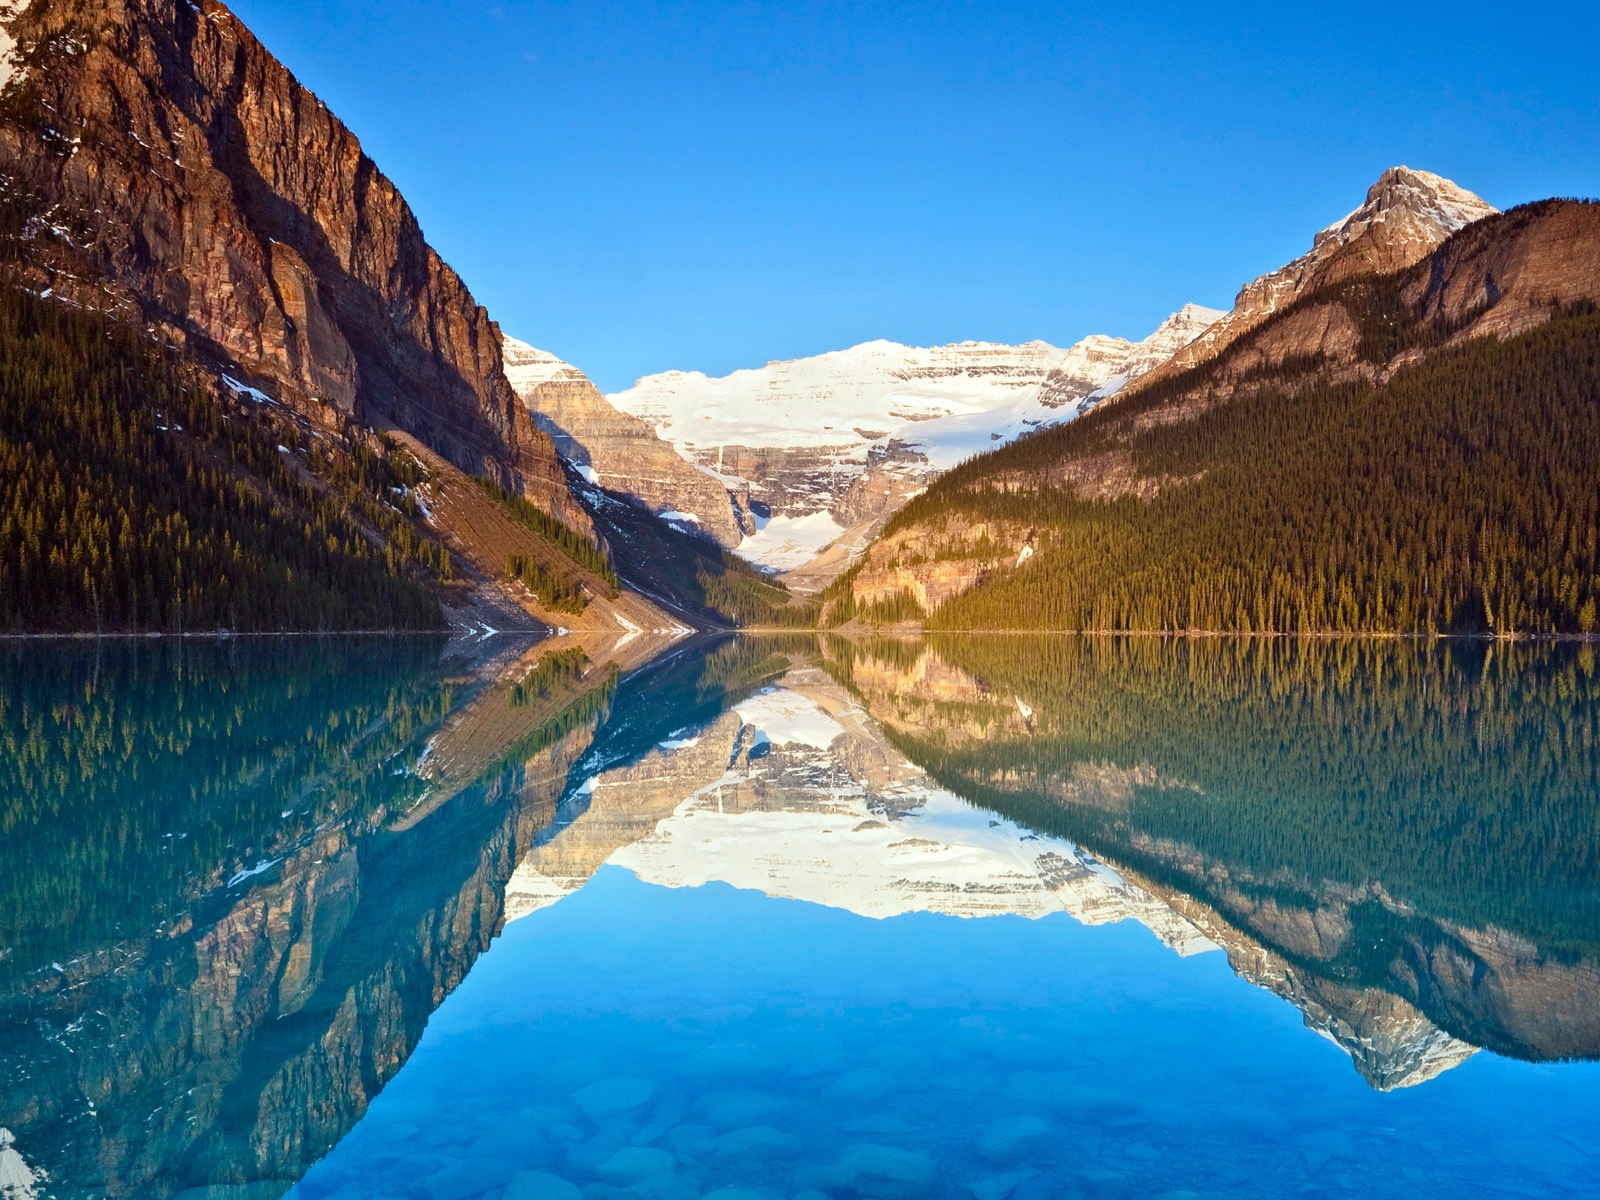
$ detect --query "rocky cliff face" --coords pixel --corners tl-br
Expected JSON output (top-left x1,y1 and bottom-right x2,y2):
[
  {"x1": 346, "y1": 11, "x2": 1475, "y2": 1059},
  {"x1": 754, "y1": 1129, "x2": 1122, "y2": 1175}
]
[
  {"x1": 502, "y1": 337, "x2": 751, "y2": 548},
  {"x1": 0, "y1": 0, "x2": 575, "y2": 519}
]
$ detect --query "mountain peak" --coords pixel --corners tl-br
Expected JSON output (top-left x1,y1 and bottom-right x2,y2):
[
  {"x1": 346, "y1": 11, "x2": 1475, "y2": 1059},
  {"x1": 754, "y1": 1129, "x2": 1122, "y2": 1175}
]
[
  {"x1": 1315, "y1": 166, "x2": 1496, "y2": 252},
  {"x1": 1152, "y1": 302, "x2": 1228, "y2": 339}
]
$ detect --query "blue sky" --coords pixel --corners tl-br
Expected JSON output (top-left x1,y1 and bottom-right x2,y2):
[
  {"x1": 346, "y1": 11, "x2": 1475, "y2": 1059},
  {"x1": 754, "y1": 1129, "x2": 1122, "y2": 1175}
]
[{"x1": 229, "y1": 0, "x2": 1599, "y2": 393}]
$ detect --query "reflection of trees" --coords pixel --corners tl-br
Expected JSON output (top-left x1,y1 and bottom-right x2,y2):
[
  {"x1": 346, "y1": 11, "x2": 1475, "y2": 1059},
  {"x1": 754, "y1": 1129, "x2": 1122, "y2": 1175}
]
[
  {"x1": 0, "y1": 638, "x2": 454, "y2": 976},
  {"x1": 0, "y1": 636, "x2": 619, "y2": 1199},
  {"x1": 830, "y1": 635, "x2": 1600, "y2": 1063}
]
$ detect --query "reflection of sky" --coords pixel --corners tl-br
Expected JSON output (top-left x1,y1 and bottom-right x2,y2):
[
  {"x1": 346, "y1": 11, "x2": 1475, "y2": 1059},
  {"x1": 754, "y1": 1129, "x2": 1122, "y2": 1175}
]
[{"x1": 292, "y1": 868, "x2": 1600, "y2": 1200}]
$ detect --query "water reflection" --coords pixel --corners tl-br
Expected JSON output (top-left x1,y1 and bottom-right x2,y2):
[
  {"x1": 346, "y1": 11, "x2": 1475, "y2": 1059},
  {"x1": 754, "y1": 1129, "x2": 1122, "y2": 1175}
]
[
  {"x1": 501, "y1": 636, "x2": 1600, "y2": 1092},
  {"x1": 825, "y1": 635, "x2": 1600, "y2": 1077},
  {"x1": 0, "y1": 634, "x2": 633, "y2": 1199},
  {"x1": 3, "y1": 634, "x2": 1598, "y2": 1199}
]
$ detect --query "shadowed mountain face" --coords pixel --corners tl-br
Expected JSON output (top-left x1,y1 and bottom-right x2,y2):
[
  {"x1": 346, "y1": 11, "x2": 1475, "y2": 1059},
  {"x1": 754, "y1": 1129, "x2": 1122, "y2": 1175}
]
[{"x1": 823, "y1": 636, "x2": 1600, "y2": 1080}]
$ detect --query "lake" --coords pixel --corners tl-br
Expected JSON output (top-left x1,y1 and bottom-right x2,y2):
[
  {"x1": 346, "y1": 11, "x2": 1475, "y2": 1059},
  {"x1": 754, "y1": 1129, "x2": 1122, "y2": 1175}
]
[{"x1": 1, "y1": 634, "x2": 1596, "y2": 1199}]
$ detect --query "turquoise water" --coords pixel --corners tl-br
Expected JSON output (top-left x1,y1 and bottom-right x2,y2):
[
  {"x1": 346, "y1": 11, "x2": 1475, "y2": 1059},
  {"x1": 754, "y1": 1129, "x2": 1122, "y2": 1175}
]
[
  {"x1": 290, "y1": 869, "x2": 1600, "y2": 1200},
  {"x1": 2, "y1": 636, "x2": 1597, "y2": 1199}
]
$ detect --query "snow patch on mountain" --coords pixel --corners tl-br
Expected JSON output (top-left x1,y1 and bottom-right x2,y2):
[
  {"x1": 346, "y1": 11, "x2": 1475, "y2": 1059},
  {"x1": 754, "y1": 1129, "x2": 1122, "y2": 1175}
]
[{"x1": 737, "y1": 510, "x2": 847, "y2": 571}]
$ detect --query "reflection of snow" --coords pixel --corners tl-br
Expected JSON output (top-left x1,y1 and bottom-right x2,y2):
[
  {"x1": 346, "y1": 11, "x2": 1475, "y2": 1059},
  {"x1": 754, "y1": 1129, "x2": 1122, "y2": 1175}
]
[
  {"x1": 733, "y1": 687, "x2": 845, "y2": 750},
  {"x1": 543, "y1": 680, "x2": 1215, "y2": 945},
  {"x1": 614, "y1": 613, "x2": 642, "y2": 649},
  {"x1": 615, "y1": 765, "x2": 1220, "y2": 950},
  {"x1": 1, "y1": 1127, "x2": 42, "y2": 1200}
]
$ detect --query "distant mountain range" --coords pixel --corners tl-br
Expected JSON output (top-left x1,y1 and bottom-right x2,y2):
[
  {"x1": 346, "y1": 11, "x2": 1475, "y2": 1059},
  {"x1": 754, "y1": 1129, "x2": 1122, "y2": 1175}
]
[{"x1": 602, "y1": 305, "x2": 1225, "y2": 574}]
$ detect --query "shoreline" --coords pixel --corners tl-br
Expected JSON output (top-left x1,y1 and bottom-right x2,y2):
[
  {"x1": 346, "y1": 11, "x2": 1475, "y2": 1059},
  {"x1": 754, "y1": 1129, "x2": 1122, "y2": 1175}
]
[
  {"x1": 740, "y1": 626, "x2": 1600, "y2": 642},
  {"x1": 0, "y1": 629, "x2": 504, "y2": 642},
  {"x1": 5, "y1": 627, "x2": 1597, "y2": 644}
]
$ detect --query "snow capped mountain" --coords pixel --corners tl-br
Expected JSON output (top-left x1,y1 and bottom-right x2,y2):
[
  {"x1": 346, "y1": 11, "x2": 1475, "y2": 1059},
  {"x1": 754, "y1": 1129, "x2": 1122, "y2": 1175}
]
[
  {"x1": 608, "y1": 311, "x2": 1221, "y2": 573},
  {"x1": 501, "y1": 335, "x2": 590, "y2": 395},
  {"x1": 906, "y1": 303, "x2": 1225, "y2": 470},
  {"x1": 610, "y1": 337, "x2": 1075, "y2": 453},
  {"x1": 1035, "y1": 302, "x2": 1226, "y2": 410}
]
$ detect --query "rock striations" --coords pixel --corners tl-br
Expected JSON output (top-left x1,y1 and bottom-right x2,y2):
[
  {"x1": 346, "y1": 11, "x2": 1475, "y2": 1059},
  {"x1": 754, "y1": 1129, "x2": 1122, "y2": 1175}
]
[{"x1": 0, "y1": 0, "x2": 575, "y2": 520}]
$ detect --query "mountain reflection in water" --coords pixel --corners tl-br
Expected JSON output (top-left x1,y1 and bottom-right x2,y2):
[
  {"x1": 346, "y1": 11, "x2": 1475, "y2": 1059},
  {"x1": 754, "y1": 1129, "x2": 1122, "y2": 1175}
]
[{"x1": 2, "y1": 634, "x2": 1598, "y2": 1199}]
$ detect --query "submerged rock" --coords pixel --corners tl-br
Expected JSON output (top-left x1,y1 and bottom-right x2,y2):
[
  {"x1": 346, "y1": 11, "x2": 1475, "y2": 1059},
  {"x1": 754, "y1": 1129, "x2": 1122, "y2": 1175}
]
[
  {"x1": 572, "y1": 1076, "x2": 657, "y2": 1123},
  {"x1": 967, "y1": 1169, "x2": 1042, "y2": 1200},
  {"x1": 695, "y1": 1089, "x2": 790, "y2": 1130},
  {"x1": 823, "y1": 1144, "x2": 938, "y2": 1199},
  {"x1": 712, "y1": 1124, "x2": 800, "y2": 1160},
  {"x1": 819, "y1": 1067, "x2": 897, "y2": 1106},
  {"x1": 976, "y1": 1116, "x2": 1054, "y2": 1165},
  {"x1": 594, "y1": 1145, "x2": 677, "y2": 1185},
  {"x1": 424, "y1": 1156, "x2": 516, "y2": 1200},
  {"x1": 503, "y1": 1171, "x2": 583, "y2": 1200}
]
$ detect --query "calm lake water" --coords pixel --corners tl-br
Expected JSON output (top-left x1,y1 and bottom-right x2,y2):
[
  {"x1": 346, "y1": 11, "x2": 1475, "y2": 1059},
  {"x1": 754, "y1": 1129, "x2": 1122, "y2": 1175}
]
[{"x1": 1, "y1": 634, "x2": 1597, "y2": 1200}]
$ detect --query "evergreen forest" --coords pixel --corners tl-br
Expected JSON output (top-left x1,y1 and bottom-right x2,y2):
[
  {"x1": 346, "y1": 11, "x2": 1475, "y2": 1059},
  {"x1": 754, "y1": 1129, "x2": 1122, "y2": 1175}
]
[
  {"x1": 0, "y1": 285, "x2": 452, "y2": 632},
  {"x1": 865, "y1": 300, "x2": 1600, "y2": 636}
]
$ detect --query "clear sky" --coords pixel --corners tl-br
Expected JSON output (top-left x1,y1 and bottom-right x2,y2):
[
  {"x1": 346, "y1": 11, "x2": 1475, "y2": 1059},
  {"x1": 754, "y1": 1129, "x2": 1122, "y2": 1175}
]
[{"x1": 228, "y1": 0, "x2": 1599, "y2": 393}]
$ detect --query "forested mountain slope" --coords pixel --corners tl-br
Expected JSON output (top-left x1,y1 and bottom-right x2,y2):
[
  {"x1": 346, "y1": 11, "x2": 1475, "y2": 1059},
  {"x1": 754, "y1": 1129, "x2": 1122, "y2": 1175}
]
[
  {"x1": 0, "y1": 284, "x2": 450, "y2": 632},
  {"x1": 0, "y1": 0, "x2": 800, "y2": 634},
  {"x1": 825, "y1": 200, "x2": 1600, "y2": 635}
]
